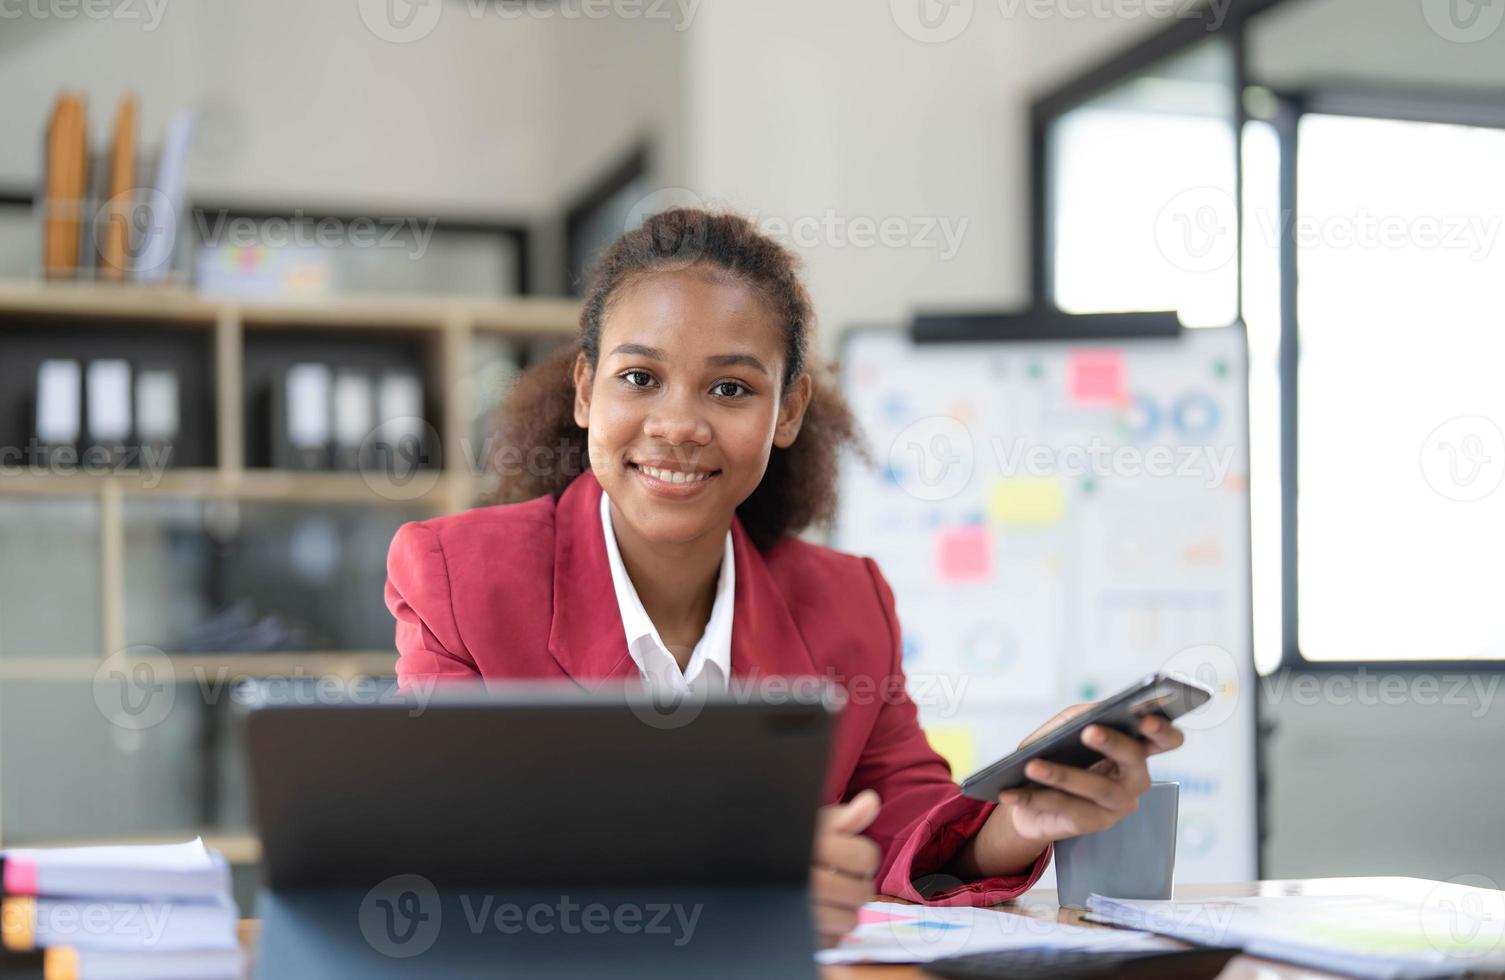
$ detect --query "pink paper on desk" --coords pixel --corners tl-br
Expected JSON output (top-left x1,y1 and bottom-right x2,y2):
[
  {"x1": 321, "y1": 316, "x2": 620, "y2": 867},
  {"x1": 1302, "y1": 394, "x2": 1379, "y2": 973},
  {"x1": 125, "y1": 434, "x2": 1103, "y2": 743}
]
[{"x1": 858, "y1": 907, "x2": 915, "y2": 926}]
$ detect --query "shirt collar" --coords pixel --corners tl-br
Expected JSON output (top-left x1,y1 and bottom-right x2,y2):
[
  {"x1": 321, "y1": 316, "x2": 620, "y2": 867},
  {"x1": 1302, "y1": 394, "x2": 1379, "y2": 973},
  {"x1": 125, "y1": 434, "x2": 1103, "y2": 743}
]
[
  {"x1": 546, "y1": 468, "x2": 818, "y2": 691},
  {"x1": 599, "y1": 487, "x2": 735, "y2": 686}
]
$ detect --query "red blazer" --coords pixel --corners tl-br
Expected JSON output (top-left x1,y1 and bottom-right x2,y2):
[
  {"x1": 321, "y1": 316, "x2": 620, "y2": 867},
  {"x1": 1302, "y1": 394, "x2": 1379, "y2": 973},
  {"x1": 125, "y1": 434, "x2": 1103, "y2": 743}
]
[{"x1": 384, "y1": 467, "x2": 1051, "y2": 905}]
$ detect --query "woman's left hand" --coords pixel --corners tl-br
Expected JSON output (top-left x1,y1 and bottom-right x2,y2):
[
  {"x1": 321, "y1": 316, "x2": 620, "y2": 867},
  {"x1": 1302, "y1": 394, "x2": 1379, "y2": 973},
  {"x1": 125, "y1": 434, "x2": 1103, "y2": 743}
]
[
  {"x1": 999, "y1": 710, "x2": 1184, "y2": 844},
  {"x1": 951, "y1": 706, "x2": 1186, "y2": 878}
]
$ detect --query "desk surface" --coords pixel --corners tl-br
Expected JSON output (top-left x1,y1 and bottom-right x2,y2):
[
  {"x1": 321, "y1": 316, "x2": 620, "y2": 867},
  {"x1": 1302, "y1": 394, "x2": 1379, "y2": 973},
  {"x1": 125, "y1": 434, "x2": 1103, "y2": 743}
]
[{"x1": 241, "y1": 877, "x2": 1438, "y2": 978}]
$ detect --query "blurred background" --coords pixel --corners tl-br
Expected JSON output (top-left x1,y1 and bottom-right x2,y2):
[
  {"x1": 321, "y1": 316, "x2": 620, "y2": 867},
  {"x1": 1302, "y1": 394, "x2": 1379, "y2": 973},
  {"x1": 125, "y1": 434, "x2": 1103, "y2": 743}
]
[{"x1": 2, "y1": 0, "x2": 1503, "y2": 910}]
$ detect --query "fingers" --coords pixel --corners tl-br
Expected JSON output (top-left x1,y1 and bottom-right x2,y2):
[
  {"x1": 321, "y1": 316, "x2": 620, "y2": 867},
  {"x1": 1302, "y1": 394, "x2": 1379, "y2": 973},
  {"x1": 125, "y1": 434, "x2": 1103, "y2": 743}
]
[
  {"x1": 1080, "y1": 725, "x2": 1151, "y2": 792},
  {"x1": 1139, "y1": 715, "x2": 1185, "y2": 755},
  {"x1": 814, "y1": 829, "x2": 882, "y2": 881},
  {"x1": 819, "y1": 788, "x2": 882, "y2": 836},
  {"x1": 811, "y1": 804, "x2": 881, "y2": 950},
  {"x1": 998, "y1": 712, "x2": 1185, "y2": 844},
  {"x1": 1018, "y1": 702, "x2": 1094, "y2": 748},
  {"x1": 1000, "y1": 786, "x2": 1118, "y2": 835},
  {"x1": 1021, "y1": 757, "x2": 1136, "y2": 812},
  {"x1": 814, "y1": 897, "x2": 861, "y2": 948},
  {"x1": 811, "y1": 865, "x2": 872, "y2": 910}
]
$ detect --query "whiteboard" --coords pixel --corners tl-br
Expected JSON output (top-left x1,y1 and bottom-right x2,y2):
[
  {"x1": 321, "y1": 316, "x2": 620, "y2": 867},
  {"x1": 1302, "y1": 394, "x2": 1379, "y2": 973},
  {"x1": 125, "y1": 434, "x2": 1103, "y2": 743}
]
[{"x1": 833, "y1": 324, "x2": 1257, "y2": 883}]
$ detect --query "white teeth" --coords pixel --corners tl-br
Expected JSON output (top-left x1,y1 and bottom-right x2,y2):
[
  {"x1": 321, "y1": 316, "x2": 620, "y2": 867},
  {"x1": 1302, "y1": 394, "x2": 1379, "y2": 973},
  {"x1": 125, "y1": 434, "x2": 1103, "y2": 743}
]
[{"x1": 638, "y1": 465, "x2": 709, "y2": 484}]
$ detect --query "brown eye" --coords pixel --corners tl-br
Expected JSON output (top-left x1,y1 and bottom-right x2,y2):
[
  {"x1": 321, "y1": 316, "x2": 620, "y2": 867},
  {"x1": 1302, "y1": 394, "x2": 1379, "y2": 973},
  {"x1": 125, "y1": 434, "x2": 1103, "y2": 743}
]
[
  {"x1": 620, "y1": 370, "x2": 654, "y2": 388},
  {"x1": 713, "y1": 381, "x2": 749, "y2": 398}
]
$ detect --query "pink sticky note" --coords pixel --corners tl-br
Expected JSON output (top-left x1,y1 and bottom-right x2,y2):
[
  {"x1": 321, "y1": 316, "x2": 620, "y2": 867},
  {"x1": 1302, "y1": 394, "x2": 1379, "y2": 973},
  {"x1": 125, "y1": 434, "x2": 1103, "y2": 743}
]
[
  {"x1": 937, "y1": 525, "x2": 992, "y2": 583},
  {"x1": 4, "y1": 856, "x2": 38, "y2": 896},
  {"x1": 858, "y1": 907, "x2": 915, "y2": 926},
  {"x1": 1069, "y1": 349, "x2": 1125, "y2": 404}
]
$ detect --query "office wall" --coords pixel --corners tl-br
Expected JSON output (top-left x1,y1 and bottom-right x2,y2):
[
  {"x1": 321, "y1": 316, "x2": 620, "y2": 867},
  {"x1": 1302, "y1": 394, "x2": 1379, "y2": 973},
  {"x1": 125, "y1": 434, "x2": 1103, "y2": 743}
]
[
  {"x1": 683, "y1": 2, "x2": 1028, "y2": 358},
  {"x1": 1261, "y1": 679, "x2": 1505, "y2": 883},
  {"x1": 0, "y1": 0, "x2": 684, "y2": 217},
  {"x1": 1248, "y1": 0, "x2": 1505, "y2": 90},
  {"x1": 680, "y1": 1, "x2": 1167, "y2": 359}
]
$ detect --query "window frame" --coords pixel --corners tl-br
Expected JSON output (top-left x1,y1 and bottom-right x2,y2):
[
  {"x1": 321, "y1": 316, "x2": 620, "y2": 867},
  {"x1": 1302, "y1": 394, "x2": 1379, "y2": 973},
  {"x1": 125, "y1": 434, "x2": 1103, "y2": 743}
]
[
  {"x1": 562, "y1": 143, "x2": 651, "y2": 297},
  {"x1": 1272, "y1": 88, "x2": 1505, "y2": 673},
  {"x1": 1030, "y1": 0, "x2": 1505, "y2": 673}
]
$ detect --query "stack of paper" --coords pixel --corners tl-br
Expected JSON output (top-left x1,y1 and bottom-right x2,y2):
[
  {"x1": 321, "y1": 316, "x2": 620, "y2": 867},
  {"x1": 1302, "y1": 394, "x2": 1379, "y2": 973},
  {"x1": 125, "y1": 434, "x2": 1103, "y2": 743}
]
[
  {"x1": 1087, "y1": 891, "x2": 1505, "y2": 980},
  {"x1": 0, "y1": 838, "x2": 242, "y2": 979},
  {"x1": 816, "y1": 900, "x2": 1174, "y2": 965}
]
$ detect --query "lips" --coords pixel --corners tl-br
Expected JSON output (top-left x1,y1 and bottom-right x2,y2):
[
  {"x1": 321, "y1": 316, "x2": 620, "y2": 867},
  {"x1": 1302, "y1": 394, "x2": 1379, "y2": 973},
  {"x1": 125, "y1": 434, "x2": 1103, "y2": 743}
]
[
  {"x1": 626, "y1": 458, "x2": 722, "y2": 496},
  {"x1": 631, "y1": 462, "x2": 717, "y2": 485}
]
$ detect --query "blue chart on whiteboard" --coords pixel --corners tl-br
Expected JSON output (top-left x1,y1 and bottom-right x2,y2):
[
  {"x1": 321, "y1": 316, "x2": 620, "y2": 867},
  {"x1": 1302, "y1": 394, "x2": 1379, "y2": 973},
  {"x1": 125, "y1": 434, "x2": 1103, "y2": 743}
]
[{"x1": 834, "y1": 325, "x2": 1256, "y2": 882}]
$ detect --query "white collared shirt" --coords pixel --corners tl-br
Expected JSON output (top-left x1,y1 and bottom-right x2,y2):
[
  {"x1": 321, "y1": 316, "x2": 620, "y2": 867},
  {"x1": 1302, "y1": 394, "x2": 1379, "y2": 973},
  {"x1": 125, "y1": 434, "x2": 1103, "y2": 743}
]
[{"x1": 600, "y1": 489, "x2": 735, "y2": 697}]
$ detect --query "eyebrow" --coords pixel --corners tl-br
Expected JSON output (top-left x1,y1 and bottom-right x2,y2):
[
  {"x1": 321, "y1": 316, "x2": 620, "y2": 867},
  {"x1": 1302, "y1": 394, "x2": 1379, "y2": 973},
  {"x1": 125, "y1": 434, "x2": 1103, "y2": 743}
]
[{"x1": 607, "y1": 343, "x2": 770, "y2": 376}]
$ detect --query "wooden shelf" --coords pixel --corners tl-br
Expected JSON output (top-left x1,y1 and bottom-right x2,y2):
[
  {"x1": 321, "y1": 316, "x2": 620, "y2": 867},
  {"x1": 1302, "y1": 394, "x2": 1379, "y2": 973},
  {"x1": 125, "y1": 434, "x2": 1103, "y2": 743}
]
[
  {"x1": 0, "y1": 280, "x2": 219, "y2": 324},
  {"x1": 166, "y1": 651, "x2": 397, "y2": 678},
  {"x1": 0, "y1": 279, "x2": 569, "y2": 846},
  {"x1": 470, "y1": 296, "x2": 582, "y2": 337},
  {"x1": 0, "y1": 651, "x2": 397, "y2": 681},
  {"x1": 0, "y1": 467, "x2": 457, "y2": 506},
  {"x1": 0, "y1": 280, "x2": 581, "y2": 336}
]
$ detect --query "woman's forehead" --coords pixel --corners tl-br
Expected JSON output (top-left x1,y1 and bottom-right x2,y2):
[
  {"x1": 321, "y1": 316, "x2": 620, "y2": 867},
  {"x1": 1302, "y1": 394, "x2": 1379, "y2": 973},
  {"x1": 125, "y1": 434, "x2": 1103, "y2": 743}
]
[{"x1": 601, "y1": 267, "x2": 785, "y2": 359}]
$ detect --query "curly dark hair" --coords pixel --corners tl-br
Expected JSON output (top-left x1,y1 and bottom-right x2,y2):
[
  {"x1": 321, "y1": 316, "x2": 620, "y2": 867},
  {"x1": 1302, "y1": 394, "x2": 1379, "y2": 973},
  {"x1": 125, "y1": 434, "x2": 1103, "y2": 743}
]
[{"x1": 484, "y1": 207, "x2": 870, "y2": 551}]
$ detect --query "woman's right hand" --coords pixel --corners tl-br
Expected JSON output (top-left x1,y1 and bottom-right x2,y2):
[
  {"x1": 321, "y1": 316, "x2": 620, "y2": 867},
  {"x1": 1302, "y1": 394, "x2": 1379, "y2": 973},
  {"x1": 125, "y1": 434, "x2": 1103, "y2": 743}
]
[{"x1": 810, "y1": 789, "x2": 882, "y2": 948}]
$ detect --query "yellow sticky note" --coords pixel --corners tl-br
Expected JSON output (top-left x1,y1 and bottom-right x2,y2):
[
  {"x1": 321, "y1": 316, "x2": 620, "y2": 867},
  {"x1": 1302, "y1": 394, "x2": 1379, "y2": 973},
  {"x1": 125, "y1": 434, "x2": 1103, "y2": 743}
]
[
  {"x1": 926, "y1": 727, "x2": 976, "y2": 779},
  {"x1": 986, "y1": 478, "x2": 1064, "y2": 527}
]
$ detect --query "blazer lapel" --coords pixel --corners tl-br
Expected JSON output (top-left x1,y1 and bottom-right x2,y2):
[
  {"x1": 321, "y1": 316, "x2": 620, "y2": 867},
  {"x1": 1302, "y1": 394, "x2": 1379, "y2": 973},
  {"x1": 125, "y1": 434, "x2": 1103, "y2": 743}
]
[
  {"x1": 546, "y1": 467, "x2": 820, "y2": 689},
  {"x1": 546, "y1": 469, "x2": 639, "y2": 690},
  {"x1": 728, "y1": 519, "x2": 819, "y2": 681}
]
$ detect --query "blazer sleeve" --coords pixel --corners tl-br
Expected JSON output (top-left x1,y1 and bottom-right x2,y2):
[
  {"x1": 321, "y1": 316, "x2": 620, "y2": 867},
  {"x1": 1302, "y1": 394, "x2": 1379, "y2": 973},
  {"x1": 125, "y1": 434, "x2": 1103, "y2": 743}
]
[
  {"x1": 855, "y1": 557, "x2": 1052, "y2": 906},
  {"x1": 385, "y1": 520, "x2": 483, "y2": 689}
]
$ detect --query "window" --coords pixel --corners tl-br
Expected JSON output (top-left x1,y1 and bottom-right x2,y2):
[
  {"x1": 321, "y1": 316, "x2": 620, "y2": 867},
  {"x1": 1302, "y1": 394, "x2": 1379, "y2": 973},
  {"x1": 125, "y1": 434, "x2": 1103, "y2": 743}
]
[
  {"x1": 1036, "y1": 6, "x2": 1505, "y2": 670},
  {"x1": 1294, "y1": 113, "x2": 1505, "y2": 663},
  {"x1": 1046, "y1": 39, "x2": 1239, "y2": 329}
]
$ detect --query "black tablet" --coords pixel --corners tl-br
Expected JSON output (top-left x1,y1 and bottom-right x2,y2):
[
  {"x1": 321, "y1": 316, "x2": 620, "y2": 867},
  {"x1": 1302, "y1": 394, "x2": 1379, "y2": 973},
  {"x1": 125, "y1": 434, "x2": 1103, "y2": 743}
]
[
  {"x1": 242, "y1": 680, "x2": 840, "y2": 888},
  {"x1": 241, "y1": 680, "x2": 840, "y2": 979},
  {"x1": 959, "y1": 673, "x2": 1213, "y2": 802}
]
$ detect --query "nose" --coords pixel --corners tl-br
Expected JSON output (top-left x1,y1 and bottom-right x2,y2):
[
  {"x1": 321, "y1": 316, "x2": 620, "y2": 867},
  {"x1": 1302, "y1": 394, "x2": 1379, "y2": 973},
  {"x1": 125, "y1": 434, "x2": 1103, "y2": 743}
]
[{"x1": 643, "y1": 390, "x2": 711, "y2": 448}]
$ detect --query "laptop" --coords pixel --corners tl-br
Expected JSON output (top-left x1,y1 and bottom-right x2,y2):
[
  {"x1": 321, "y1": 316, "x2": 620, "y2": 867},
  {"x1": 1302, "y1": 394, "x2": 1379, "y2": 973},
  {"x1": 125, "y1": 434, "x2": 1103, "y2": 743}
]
[{"x1": 243, "y1": 680, "x2": 838, "y2": 979}]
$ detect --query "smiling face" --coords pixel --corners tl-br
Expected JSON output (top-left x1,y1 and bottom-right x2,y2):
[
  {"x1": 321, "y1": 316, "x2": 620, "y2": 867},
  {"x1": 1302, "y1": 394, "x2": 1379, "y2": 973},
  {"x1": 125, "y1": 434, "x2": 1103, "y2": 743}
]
[{"x1": 572, "y1": 265, "x2": 812, "y2": 547}]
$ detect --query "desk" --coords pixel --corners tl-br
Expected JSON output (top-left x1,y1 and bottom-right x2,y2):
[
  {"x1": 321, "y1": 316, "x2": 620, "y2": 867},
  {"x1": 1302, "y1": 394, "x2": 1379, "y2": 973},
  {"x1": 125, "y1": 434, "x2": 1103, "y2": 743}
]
[{"x1": 241, "y1": 877, "x2": 1436, "y2": 978}]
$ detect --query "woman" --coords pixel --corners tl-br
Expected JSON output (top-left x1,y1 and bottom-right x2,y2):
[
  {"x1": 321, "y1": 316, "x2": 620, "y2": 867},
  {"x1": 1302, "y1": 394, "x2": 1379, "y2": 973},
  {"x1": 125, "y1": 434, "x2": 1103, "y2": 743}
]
[{"x1": 385, "y1": 208, "x2": 1185, "y2": 946}]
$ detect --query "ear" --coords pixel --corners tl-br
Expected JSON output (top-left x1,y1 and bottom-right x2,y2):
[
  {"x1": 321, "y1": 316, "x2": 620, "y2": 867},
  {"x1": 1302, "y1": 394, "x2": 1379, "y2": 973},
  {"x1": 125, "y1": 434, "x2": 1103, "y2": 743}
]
[
  {"x1": 572, "y1": 351, "x2": 594, "y2": 429},
  {"x1": 772, "y1": 372, "x2": 813, "y2": 449}
]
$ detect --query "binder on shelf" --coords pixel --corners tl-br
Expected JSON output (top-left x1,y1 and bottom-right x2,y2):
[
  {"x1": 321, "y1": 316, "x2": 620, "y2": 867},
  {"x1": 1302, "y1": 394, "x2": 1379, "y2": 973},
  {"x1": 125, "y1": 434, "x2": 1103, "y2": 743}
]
[
  {"x1": 376, "y1": 370, "x2": 427, "y2": 479},
  {"x1": 332, "y1": 369, "x2": 375, "y2": 472},
  {"x1": 136, "y1": 109, "x2": 194, "y2": 284},
  {"x1": 98, "y1": 93, "x2": 138, "y2": 282},
  {"x1": 470, "y1": 335, "x2": 521, "y2": 468},
  {"x1": 135, "y1": 368, "x2": 181, "y2": 465},
  {"x1": 274, "y1": 363, "x2": 333, "y2": 470},
  {"x1": 33, "y1": 359, "x2": 82, "y2": 467},
  {"x1": 84, "y1": 358, "x2": 133, "y2": 466},
  {"x1": 42, "y1": 93, "x2": 89, "y2": 279}
]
